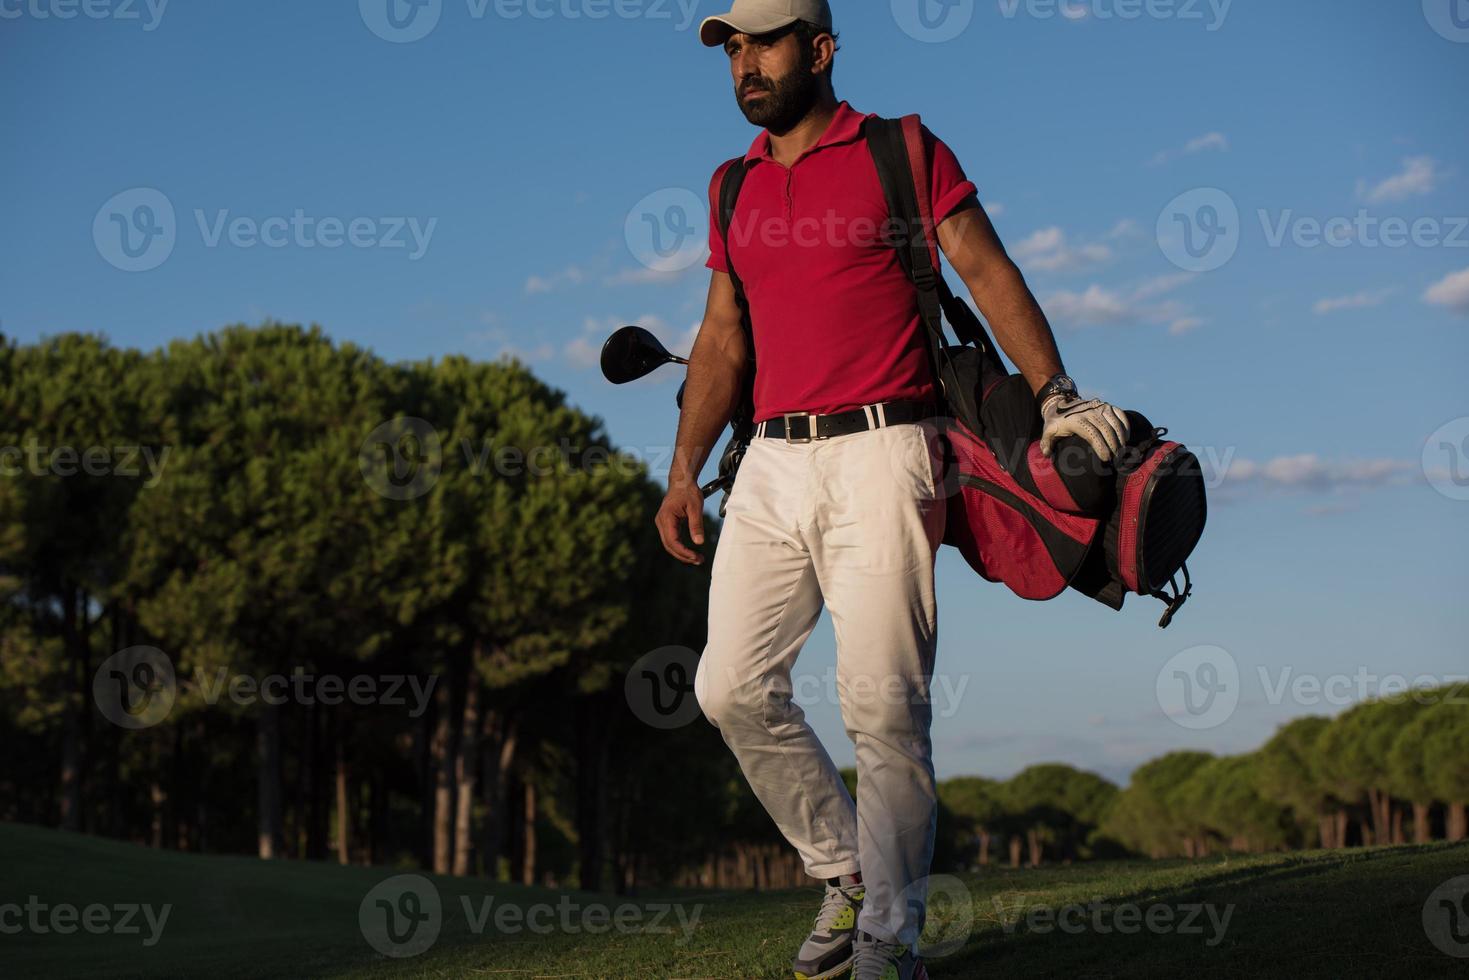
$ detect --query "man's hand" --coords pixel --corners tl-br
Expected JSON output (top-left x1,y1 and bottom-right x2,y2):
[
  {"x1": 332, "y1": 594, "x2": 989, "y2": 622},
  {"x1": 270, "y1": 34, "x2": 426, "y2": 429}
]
[
  {"x1": 1040, "y1": 394, "x2": 1131, "y2": 463},
  {"x1": 655, "y1": 480, "x2": 707, "y2": 565}
]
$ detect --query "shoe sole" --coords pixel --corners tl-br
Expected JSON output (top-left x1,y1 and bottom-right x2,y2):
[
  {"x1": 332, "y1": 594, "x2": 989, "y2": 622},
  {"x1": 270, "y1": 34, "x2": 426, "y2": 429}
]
[{"x1": 793, "y1": 955, "x2": 855, "y2": 980}]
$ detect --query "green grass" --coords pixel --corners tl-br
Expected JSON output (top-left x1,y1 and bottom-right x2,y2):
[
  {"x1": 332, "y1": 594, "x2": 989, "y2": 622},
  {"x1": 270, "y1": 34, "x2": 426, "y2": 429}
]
[{"x1": 2, "y1": 821, "x2": 1465, "y2": 978}]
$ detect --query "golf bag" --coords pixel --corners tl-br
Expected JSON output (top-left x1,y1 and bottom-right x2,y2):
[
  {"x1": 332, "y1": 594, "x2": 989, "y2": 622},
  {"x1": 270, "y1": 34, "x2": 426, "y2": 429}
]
[{"x1": 715, "y1": 115, "x2": 1207, "y2": 626}]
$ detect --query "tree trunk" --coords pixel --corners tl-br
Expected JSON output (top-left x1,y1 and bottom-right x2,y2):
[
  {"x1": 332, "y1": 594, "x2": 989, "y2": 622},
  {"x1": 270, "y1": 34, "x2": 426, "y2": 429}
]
[
  {"x1": 430, "y1": 671, "x2": 457, "y2": 875},
  {"x1": 256, "y1": 703, "x2": 282, "y2": 859},
  {"x1": 1026, "y1": 828, "x2": 1041, "y2": 868},
  {"x1": 1317, "y1": 814, "x2": 1335, "y2": 849},
  {"x1": 1008, "y1": 835, "x2": 1022, "y2": 869},
  {"x1": 522, "y1": 781, "x2": 537, "y2": 886},
  {"x1": 452, "y1": 653, "x2": 484, "y2": 877},
  {"x1": 1364, "y1": 789, "x2": 1387, "y2": 846},
  {"x1": 1334, "y1": 810, "x2": 1348, "y2": 849},
  {"x1": 978, "y1": 831, "x2": 991, "y2": 867},
  {"x1": 1412, "y1": 802, "x2": 1432, "y2": 844},
  {"x1": 576, "y1": 697, "x2": 611, "y2": 892},
  {"x1": 335, "y1": 724, "x2": 351, "y2": 865},
  {"x1": 1448, "y1": 802, "x2": 1467, "y2": 842},
  {"x1": 58, "y1": 585, "x2": 85, "y2": 832},
  {"x1": 479, "y1": 708, "x2": 519, "y2": 881},
  {"x1": 1391, "y1": 806, "x2": 1405, "y2": 845}
]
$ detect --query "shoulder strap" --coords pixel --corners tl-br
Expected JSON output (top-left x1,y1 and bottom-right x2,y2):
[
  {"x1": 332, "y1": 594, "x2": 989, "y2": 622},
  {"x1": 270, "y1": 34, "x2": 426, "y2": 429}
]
[
  {"x1": 864, "y1": 115, "x2": 1004, "y2": 374},
  {"x1": 716, "y1": 157, "x2": 757, "y2": 437}
]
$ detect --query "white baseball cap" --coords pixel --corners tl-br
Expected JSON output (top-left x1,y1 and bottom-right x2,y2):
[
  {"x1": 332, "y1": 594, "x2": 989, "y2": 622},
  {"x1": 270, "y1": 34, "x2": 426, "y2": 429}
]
[{"x1": 699, "y1": 0, "x2": 834, "y2": 47}]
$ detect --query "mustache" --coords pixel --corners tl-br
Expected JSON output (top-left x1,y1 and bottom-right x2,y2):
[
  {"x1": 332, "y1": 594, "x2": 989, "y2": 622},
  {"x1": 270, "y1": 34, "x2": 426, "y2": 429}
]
[{"x1": 740, "y1": 79, "x2": 771, "y2": 96}]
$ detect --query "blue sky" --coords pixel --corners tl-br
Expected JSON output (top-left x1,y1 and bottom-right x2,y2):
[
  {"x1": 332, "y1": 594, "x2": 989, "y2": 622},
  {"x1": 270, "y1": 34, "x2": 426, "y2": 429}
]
[{"x1": 3, "y1": 0, "x2": 1467, "y2": 785}]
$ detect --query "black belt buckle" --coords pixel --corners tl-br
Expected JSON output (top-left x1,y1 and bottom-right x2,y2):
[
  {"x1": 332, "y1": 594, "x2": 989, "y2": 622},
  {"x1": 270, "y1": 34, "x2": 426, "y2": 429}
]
[{"x1": 782, "y1": 412, "x2": 820, "y2": 444}]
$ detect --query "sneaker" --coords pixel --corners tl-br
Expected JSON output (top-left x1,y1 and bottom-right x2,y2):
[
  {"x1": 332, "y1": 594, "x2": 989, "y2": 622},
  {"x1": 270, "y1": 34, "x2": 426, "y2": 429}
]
[
  {"x1": 791, "y1": 874, "x2": 865, "y2": 980},
  {"x1": 850, "y1": 930, "x2": 928, "y2": 980}
]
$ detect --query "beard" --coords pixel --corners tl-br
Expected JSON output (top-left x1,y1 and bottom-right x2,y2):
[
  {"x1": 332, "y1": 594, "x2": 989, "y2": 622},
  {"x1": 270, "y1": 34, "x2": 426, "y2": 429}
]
[{"x1": 735, "y1": 65, "x2": 820, "y2": 134}]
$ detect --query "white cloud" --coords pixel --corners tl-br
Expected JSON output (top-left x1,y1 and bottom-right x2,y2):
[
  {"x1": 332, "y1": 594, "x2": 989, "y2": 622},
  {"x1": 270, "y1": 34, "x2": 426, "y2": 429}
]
[
  {"x1": 1358, "y1": 156, "x2": 1444, "y2": 204},
  {"x1": 1216, "y1": 454, "x2": 1420, "y2": 493},
  {"x1": 1012, "y1": 226, "x2": 1112, "y2": 272},
  {"x1": 602, "y1": 265, "x2": 699, "y2": 287},
  {"x1": 1184, "y1": 132, "x2": 1230, "y2": 154},
  {"x1": 1312, "y1": 289, "x2": 1394, "y2": 315},
  {"x1": 983, "y1": 201, "x2": 1005, "y2": 218},
  {"x1": 1149, "y1": 132, "x2": 1229, "y2": 167},
  {"x1": 524, "y1": 265, "x2": 586, "y2": 295},
  {"x1": 1423, "y1": 267, "x2": 1469, "y2": 315},
  {"x1": 1042, "y1": 274, "x2": 1200, "y2": 334}
]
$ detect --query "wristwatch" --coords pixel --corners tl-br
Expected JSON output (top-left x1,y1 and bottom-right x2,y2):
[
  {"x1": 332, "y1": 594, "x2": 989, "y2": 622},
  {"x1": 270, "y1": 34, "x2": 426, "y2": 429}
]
[{"x1": 1037, "y1": 374, "x2": 1079, "y2": 406}]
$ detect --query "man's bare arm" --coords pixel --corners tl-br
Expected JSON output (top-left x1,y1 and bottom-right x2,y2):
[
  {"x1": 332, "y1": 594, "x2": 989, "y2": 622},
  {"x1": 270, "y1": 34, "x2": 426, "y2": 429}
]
[
  {"x1": 656, "y1": 270, "x2": 749, "y2": 564},
  {"x1": 936, "y1": 199, "x2": 1064, "y2": 397}
]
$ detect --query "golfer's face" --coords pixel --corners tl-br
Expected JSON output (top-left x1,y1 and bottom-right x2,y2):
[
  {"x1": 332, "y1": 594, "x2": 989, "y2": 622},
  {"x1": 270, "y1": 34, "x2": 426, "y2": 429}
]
[{"x1": 724, "y1": 32, "x2": 802, "y2": 106}]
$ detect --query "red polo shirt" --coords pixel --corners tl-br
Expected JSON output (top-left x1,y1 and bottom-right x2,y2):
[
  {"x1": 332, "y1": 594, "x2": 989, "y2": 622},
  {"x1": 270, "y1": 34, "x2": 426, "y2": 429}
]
[{"x1": 707, "y1": 102, "x2": 978, "y2": 423}]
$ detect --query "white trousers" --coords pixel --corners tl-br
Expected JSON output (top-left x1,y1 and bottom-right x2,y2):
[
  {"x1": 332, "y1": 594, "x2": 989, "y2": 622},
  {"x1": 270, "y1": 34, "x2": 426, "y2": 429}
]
[{"x1": 695, "y1": 420, "x2": 946, "y2": 946}]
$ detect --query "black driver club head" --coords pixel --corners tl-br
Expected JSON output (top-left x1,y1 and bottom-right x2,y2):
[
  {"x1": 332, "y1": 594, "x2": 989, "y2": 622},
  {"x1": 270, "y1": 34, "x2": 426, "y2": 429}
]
[{"x1": 600, "y1": 325, "x2": 687, "y2": 384}]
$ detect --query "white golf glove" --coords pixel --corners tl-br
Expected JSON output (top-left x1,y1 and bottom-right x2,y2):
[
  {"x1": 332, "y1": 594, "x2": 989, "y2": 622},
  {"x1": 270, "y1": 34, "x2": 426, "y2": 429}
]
[{"x1": 1040, "y1": 393, "x2": 1131, "y2": 463}]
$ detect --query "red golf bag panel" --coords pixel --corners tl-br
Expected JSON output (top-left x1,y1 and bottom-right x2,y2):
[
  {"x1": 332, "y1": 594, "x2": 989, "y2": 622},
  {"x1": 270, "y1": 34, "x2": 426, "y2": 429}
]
[{"x1": 943, "y1": 421, "x2": 1101, "y2": 601}]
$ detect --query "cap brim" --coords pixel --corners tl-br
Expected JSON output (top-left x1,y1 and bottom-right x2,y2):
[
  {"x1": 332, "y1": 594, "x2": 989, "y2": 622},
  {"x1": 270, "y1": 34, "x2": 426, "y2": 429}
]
[{"x1": 699, "y1": 13, "x2": 801, "y2": 47}]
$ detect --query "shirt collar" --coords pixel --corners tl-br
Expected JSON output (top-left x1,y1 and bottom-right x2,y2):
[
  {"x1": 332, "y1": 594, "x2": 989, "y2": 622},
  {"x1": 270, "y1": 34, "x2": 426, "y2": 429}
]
[{"x1": 744, "y1": 101, "x2": 870, "y2": 165}]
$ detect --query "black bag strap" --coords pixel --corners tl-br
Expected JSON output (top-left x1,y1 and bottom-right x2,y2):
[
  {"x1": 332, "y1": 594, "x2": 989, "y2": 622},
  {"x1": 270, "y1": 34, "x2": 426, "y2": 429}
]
[
  {"x1": 863, "y1": 116, "x2": 1006, "y2": 379},
  {"x1": 716, "y1": 158, "x2": 757, "y2": 439}
]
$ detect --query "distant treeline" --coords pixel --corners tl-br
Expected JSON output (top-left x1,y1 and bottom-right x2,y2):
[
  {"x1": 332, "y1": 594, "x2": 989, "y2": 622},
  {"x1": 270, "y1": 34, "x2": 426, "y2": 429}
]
[
  {"x1": 1, "y1": 327, "x2": 1463, "y2": 893},
  {"x1": 935, "y1": 687, "x2": 1468, "y2": 871}
]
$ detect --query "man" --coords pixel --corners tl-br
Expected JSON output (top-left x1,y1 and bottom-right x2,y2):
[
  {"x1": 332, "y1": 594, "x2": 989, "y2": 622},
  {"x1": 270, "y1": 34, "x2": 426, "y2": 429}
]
[{"x1": 654, "y1": 2, "x2": 1130, "y2": 977}]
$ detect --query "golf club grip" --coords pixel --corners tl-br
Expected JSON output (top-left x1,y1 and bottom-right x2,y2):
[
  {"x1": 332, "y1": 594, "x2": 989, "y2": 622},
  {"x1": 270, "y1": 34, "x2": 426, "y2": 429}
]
[{"x1": 700, "y1": 476, "x2": 729, "y2": 499}]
